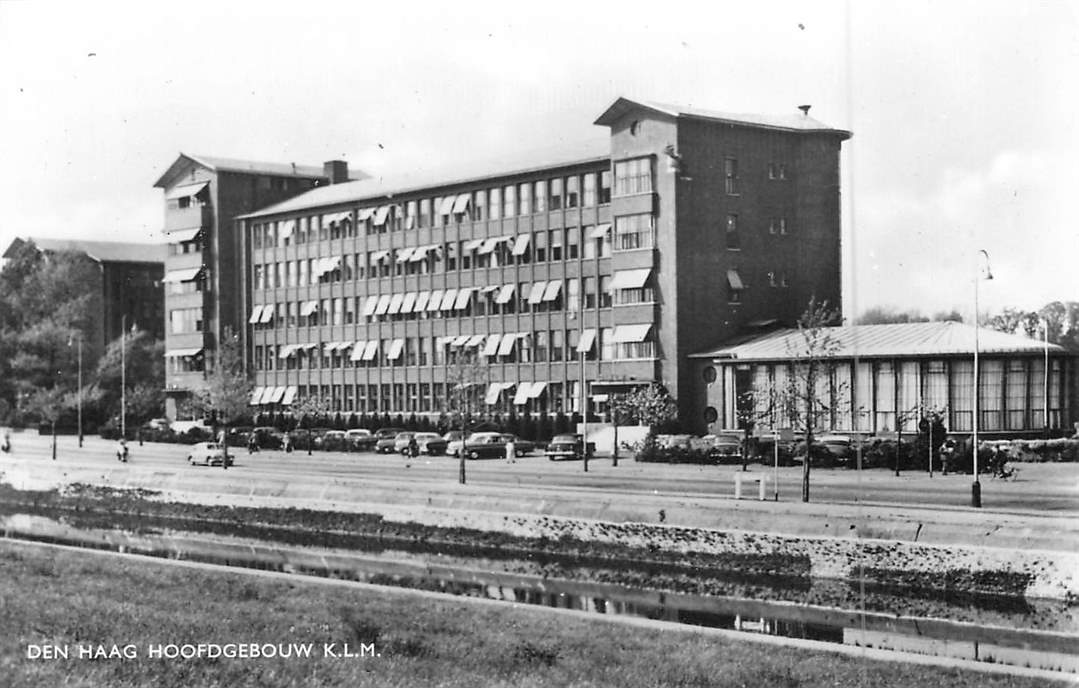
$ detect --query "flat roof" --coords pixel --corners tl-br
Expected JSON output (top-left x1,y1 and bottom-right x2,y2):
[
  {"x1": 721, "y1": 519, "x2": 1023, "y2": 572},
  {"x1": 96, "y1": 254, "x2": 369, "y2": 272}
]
[
  {"x1": 237, "y1": 136, "x2": 611, "y2": 220},
  {"x1": 4, "y1": 236, "x2": 166, "y2": 264},
  {"x1": 692, "y1": 322, "x2": 1065, "y2": 361}
]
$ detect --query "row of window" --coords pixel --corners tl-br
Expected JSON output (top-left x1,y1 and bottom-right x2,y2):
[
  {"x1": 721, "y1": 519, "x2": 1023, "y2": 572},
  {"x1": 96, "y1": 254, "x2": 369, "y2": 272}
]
[
  {"x1": 724, "y1": 215, "x2": 789, "y2": 250},
  {"x1": 249, "y1": 166, "x2": 636, "y2": 249},
  {"x1": 251, "y1": 326, "x2": 656, "y2": 372}
]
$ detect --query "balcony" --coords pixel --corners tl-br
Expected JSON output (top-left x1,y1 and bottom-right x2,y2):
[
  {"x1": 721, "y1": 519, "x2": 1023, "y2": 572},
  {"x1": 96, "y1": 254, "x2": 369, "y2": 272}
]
[{"x1": 165, "y1": 205, "x2": 212, "y2": 233}]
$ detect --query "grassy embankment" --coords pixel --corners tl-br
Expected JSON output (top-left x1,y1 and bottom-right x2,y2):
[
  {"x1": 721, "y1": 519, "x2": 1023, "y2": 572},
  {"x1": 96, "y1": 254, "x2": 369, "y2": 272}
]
[{"x1": 0, "y1": 540, "x2": 1059, "y2": 688}]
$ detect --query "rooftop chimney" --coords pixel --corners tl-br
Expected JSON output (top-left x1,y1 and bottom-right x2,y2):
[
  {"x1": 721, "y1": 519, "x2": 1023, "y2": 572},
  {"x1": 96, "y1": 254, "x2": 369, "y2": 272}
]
[
  {"x1": 798, "y1": 105, "x2": 812, "y2": 117},
  {"x1": 323, "y1": 160, "x2": 349, "y2": 185}
]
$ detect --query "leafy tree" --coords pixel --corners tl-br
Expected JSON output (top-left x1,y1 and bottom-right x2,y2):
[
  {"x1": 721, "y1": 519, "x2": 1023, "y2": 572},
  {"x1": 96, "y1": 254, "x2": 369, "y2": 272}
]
[
  {"x1": 854, "y1": 306, "x2": 929, "y2": 325},
  {"x1": 291, "y1": 394, "x2": 332, "y2": 456},
  {"x1": 192, "y1": 329, "x2": 252, "y2": 468},
  {"x1": 614, "y1": 384, "x2": 678, "y2": 433},
  {"x1": 22, "y1": 387, "x2": 66, "y2": 460},
  {"x1": 442, "y1": 348, "x2": 488, "y2": 484}
]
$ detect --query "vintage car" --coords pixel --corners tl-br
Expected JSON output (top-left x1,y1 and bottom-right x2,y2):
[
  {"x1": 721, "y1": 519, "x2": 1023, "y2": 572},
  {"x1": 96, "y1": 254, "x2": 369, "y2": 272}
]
[
  {"x1": 705, "y1": 432, "x2": 744, "y2": 464},
  {"x1": 344, "y1": 428, "x2": 376, "y2": 451},
  {"x1": 373, "y1": 428, "x2": 407, "y2": 454},
  {"x1": 461, "y1": 432, "x2": 511, "y2": 460},
  {"x1": 186, "y1": 442, "x2": 234, "y2": 467},
  {"x1": 396, "y1": 432, "x2": 449, "y2": 456},
  {"x1": 545, "y1": 434, "x2": 596, "y2": 461}
]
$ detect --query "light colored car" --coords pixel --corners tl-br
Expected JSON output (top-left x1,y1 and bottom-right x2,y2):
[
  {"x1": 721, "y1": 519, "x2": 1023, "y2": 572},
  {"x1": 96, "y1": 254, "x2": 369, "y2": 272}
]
[
  {"x1": 705, "y1": 432, "x2": 743, "y2": 463},
  {"x1": 392, "y1": 432, "x2": 417, "y2": 454},
  {"x1": 345, "y1": 428, "x2": 375, "y2": 451},
  {"x1": 186, "y1": 442, "x2": 233, "y2": 467}
]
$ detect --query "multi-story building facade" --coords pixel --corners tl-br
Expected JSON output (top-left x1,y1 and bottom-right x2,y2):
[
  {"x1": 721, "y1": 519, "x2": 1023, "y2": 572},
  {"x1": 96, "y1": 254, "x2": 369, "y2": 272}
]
[
  {"x1": 153, "y1": 154, "x2": 359, "y2": 419},
  {"x1": 3, "y1": 236, "x2": 165, "y2": 351},
  {"x1": 236, "y1": 97, "x2": 851, "y2": 431}
]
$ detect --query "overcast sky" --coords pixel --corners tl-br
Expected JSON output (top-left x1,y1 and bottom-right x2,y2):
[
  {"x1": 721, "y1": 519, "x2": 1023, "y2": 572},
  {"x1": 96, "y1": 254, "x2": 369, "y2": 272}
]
[{"x1": 1, "y1": 0, "x2": 1075, "y2": 321}]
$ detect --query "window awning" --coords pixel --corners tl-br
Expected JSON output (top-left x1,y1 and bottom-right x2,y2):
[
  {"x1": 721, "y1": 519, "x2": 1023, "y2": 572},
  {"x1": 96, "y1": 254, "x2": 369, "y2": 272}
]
[
  {"x1": 588, "y1": 223, "x2": 611, "y2": 239},
  {"x1": 248, "y1": 305, "x2": 265, "y2": 324},
  {"x1": 369, "y1": 249, "x2": 390, "y2": 263},
  {"x1": 372, "y1": 206, "x2": 390, "y2": 225},
  {"x1": 167, "y1": 228, "x2": 202, "y2": 243},
  {"x1": 386, "y1": 338, "x2": 405, "y2": 361},
  {"x1": 484, "y1": 382, "x2": 515, "y2": 405},
  {"x1": 163, "y1": 266, "x2": 203, "y2": 283},
  {"x1": 466, "y1": 334, "x2": 487, "y2": 347},
  {"x1": 249, "y1": 387, "x2": 265, "y2": 406},
  {"x1": 387, "y1": 292, "x2": 405, "y2": 315},
  {"x1": 374, "y1": 294, "x2": 392, "y2": 315},
  {"x1": 268, "y1": 386, "x2": 287, "y2": 404},
  {"x1": 401, "y1": 291, "x2": 417, "y2": 314},
  {"x1": 481, "y1": 285, "x2": 500, "y2": 294},
  {"x1": 277, "y1": 344, "x2": 296, "y2": 359},
  {"x1": 349, "y1": 340, "x2": 367, "y2": 361},
  {"x1": 439, "y1": 196, "x2": 457, "y2": 216},
  {"x1": 363, "y1": 295, "x2": 380, "y2": 317},
  {"x1": 452, "y1": 193, "x2": 471, "y2": 214},
  {"x1": 727, "y1": 269, "x2": 744, "y2": 290},
  {"x1": 542, "y1": 280, "x2": 562, "y2": 301},
  {"x1": 609, "y1": 268, "x2": 652, "y2": 290},
  {"x1": 462, "y1": 238, "x2": 484, "y2": 252},
  {"x1": 255, "y1": 387, "x2": 275, "y2": 404},
  {"x1": 408, "y1": 245, "x2": 429, "y2": 262},
  {"x1": 482, "y1": 333, "x2": 502, "y2": 356},
  {"x1": 453, "y1": 288, "x2": 473, "y2": 309},
  {"x1": 511, "y1": 234, "x2": 531, "y2": 256},
  {"x1": 513, "y1": 384, "x2": 532, "y2": 405},
  {"x1": 611, "y1": 324, "x2": 652, "y2": 343},
  {"x1": 414, "y1": 291, "x2": 431, "y2": 311},
  {"x1": 259, "y1": 305, "x2": 275, "y2": 324},
  {"x1": 315, "y1": 256, "x2": 341, "y2": 277},
  {"x1": 281, "y1": 386, "x2": 298, "y2": 406},
  {"x1": 440, "y1": 288, "x2": 459, "y2": 311},
  {"x1": 165, "y1": 348, "x2": 203, "y2": 358},
  {"x1": 477, "y1": 237, "x2": 501, "y2": 255},
  {"x1": 495, "y1": 284, "x2": 515, "y2": 304},
  {"x1": 576, "y1": 329, "x2": 596, "y2": 352},
  {"x1": 528, "y1": 381, "x2": 548, "y2": 399},
  {"x1": 300, "y1": 300, "x2": 319, "y2": 317},
  {"x1": 362, "y1": 340, "x2": 379, "y2": 361},
  {"x1": 451, "y1": 335, "x2": 471, "y2": 347},
  {"x1": 426, "y1": 289, "x2": 444, "y2": 312},
  {"x1": 497, "y1": 333, "x2": 519, "y2": 356},
  {"x1": 528, "y1": 281, "x2": 548, "y2": 304},
  {"x1": 396, "y1": 247, "x2": 415, "y2": 262},
  {"x1": 166, "y1": 182, "x2": 208, "y2": 200},
  {"x1": 324, "y1": 211, "x2": 350, "y2": 226},
  {"x1": 278, "y1": 219, "x2": 296, "y2": 238},
  {"x1": 356, "y1": 207, "x2": 374, "y2": 221}
]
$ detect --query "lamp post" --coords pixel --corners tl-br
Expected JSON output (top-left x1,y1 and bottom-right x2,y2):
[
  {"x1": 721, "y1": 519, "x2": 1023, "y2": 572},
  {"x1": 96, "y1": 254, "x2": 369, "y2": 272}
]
[
  {"x1": 971, "y1": 249, "x2": 993, "y2": 508},
  {"x1": 121, "y1": 315, "x2": 127, "y2": 440},
  {"x1": 67, "y1": 333, "x2": 83, "y2": 447},
  {"x1": 580, "y1": 346, "x2": 588, "y2": 472},
  {"x1": 1042, "y1": 318, "x2": 1050, "y2": 438}
]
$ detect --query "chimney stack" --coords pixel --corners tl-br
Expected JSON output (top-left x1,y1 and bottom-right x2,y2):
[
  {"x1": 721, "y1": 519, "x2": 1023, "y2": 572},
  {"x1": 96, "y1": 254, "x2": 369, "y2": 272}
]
[
  {"x1": 798, "y1": 105, "x2": 812, "y2": 117},
  {"x1": 323, "y1": 160, "x2": 349, "y2": 185}
]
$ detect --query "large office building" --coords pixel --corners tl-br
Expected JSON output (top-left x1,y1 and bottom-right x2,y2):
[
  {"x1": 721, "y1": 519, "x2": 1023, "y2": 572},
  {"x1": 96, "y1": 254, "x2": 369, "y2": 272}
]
[
  {"x1": 692, "y1": 322, "x2": 1074, "y2": 437},
  {"x1": 234, "y1": 97, "x2": 851, "y2": 430},
  {"x1": 154, "y1": 154, "x2": 361, "y2": 418}
]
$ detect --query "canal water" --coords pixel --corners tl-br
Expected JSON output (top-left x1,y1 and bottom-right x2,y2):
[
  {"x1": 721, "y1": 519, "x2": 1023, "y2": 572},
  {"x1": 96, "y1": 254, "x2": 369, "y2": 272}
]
[{"x1": 2, "y1": 512, "x2": 1077, "y2": 676}]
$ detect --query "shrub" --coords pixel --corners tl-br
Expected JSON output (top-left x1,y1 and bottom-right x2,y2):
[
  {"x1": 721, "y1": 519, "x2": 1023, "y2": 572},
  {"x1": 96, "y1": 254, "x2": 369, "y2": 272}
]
[{"x1": 632, "y1": 436, "x2": 715, "y2": 464}]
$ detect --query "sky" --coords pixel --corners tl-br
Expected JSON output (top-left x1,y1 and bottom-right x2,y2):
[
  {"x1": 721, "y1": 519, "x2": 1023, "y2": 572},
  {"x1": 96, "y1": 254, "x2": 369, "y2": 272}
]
[{"x1": 1, "y1": 0, "x2": 1075, "y2": 321}]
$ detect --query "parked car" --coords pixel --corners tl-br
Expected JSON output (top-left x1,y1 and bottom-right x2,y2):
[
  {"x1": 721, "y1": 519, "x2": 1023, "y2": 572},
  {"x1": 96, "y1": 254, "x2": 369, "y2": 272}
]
[
  {"x1": 500, "y1": 434, "x2": 535, "y2": 457},
  {"x1": 413, "y1": 432, "x2": 448, "y2": 455},
  {"x1": 374, "y1": 428, "x2": 406, "y2": 454},
  {"x1": 251, "y1": 426, "x2": 284, "y2": 450},
  {"x1": 817, "y1": 435, "x2": 856, "y2": 466},
  {"x1": 462, "y1": 432, "x2": 510, "y2": 460},
  {"x1": 345, "y1": 428, "x2": 376, "y2": 451},
  {"x1": 705, "y1": 432, "x2": 743, "y2": 464},
  {"x1": 392, "y1": 432, "x2": 417, "y2": 454},
  {"x1": 545, "y1": 434, "x2": 595, "y2": 461},
  {"x1": 186, "y1": 442, "x2": 234, "y2": 467},
  {"x1": 316, "y1": 430, "x2": 348, "y2": 451},
  {"x1": 146, "y1": 418, "x2": 170, "y2": 431}
]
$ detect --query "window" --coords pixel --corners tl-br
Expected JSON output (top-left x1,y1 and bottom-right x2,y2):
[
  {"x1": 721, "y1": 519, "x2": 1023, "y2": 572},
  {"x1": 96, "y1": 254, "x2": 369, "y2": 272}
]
[
  {"x1": 769, "y1": 217, "x2": 787, "y2": 235},
  {"x1": 614, "y1": 214, "x2": 655, "y2": 251},
  {"x1": 534, "y1": 331, "x2": 548, "y2": 362},
  {"x1": 566, "y1": 227, "x2": 579, "y2": 260},
  {"x1": 614, "y1": 158, "x2": 653, "y2": 196},
  {"x1": 503, "y1": 185, "x2": 516, "y2": 217},
  {"x1": 598, "y1": 276, "x2": 612, "y2": 308},
  {"x1": 549, "y1": 229, "x2": 562, "y2": 261},
  {"x1": 518, "y1": 183, "x2": 531, "y2": 215},
  {"x1": 551, "y1": 329, "x2": 564, "y2": 362},
  {"x1": 419, "y1": 199, "x2": 431, "y2": 228},
  {"x1": 582, "y1": 173, "x2": 596, "y2": 207},
  {"x1": 549, "y1": 178, "x2": 562, "y2": 210},
  {"x1": 950, "y1": 360, "x2": 974, "y2": 431},
  {"x1": 567, "y1": 278, "x2": 580, "y2": 312},
  {"x1": 726, "y1": 270, "x2": 744, "y2": 304},
  {"x1": 534, "y1": 180, "x2": 547, "y2": 213},
  {"x1": 489, "y1": 187, "x2": 501, "y2": 220},
  {"x1": 583, "y1": 277, "x2": 596, "y2": 309},
  {"x1": 600, "y1": 327, "x2": 614, "y2": 360},
  {"x1": 599, "y1": 170, "x2": 611, "y2": 204},
  {"x1": 768, "y1": 162, "x2": 788, "y2": 180},
  {"x1": 768, "y1": 271, "x2": 777, "y2": 288},
  {"x1": 726, "y1": 214, "x2": 740, "y2": 249},
  {"x1": 724, "y1": 157, "x2": 739, "y2": 195},
  {"x1": 473, "y1": 190, "x2": 486, "y2": 221},
  {"x1": 565, "y1": 175, "x2": 579, "y2": 208},
  {"x1": 534, "y1": 231, "x2": 547, "y2": 262},
  {"x1": 169, "y1": 308, "x2": 202, "y2": 334}
]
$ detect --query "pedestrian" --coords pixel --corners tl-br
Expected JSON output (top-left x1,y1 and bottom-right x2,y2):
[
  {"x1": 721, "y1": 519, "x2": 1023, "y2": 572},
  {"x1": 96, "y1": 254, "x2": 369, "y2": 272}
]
[
  {"x1": 407, "y1": 436, "x2": 420, "y2": 459},
  {"x1": 2, "y1": 429, "x2": 11, "y2": 453},
  {"x1": 116, "y1": 438, "x2": 128, "y2": 462},
  {"x1": 505, "y1": 436, "x2": 516, "y2": 464},
  {"x1": 283, "y1": 432, "x2": 293, "y2": 453}
]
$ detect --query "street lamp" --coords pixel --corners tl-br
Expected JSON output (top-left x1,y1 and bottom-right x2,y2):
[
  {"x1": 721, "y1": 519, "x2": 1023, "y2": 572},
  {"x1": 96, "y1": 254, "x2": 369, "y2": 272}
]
[
  {"x1": 971, "y1": 249, "x2": 993, "y2": 508},
  {"x1": 67, "y1": 332, "x2": 83, "y2": 447},
  {"x1": 121, "y1": 314, "x2": 127, "y2": 440},
  {"x1": 1041, "y1": 317, "x2": 1050, "y2": 438}
]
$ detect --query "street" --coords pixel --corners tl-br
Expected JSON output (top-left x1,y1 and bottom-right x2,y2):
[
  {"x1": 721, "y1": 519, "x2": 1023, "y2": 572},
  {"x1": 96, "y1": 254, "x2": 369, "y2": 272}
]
[{"x1": 4, "y1": 431, "x2": 1078, "y2": 514}]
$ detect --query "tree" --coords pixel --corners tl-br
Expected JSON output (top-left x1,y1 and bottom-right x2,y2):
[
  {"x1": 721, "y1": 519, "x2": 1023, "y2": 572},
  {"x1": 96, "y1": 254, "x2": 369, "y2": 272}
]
[
  {"x1": 442, "y1": 348, "x2": 488, "y2": 484},
  {"x1": 192, "y1": 329, "x2": 252, "y2": 468},
  {"x1": 854, "y1": 306, "x2": 930, "y2": 325},
  {"x1": 89, "y1": 328, "x2": 165, "y2": 430},
  {"x1": 768, "y1": 299, "x2": 844, "y2": 502},
  {"x1": 22, "y1": 387, "x2": 66, "y2": 460},
  {"x1": 614, "y1": 384, "x2": 678, "y2": 433},
  {"x1": 291, "y1": 394, "x2": 332, "y2": 456}
]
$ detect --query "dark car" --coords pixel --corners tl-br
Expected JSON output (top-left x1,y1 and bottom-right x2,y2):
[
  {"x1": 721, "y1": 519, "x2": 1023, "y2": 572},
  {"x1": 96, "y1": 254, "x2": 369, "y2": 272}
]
[
  {"x1": 251, "y1": 426, "x2": 284, "y2": 450},
  {"x1": 374, "y1": 428, "x2": 406, "y2": 454},
  {"x1": 413, "y1": 432, "x2": 448, "y2": 456},
  {"x1": 545, "y1": 434, "x2": 595, "y2": 461},
  {"x1": 462, "y1": 432, "x2": 509, "y2": 460},
  {"x1": 499, "y1": 434, "x2": 535, "y2": 457},
  {"x1": 706, "y1": 432, "x2": 743, "y2": 464}
]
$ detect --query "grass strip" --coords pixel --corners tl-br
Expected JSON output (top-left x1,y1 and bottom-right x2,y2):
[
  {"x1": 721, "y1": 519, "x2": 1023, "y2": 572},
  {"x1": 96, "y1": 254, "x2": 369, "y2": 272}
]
[{"x1": 0, "y1": 540, "x2": 1059, "y2": 688}]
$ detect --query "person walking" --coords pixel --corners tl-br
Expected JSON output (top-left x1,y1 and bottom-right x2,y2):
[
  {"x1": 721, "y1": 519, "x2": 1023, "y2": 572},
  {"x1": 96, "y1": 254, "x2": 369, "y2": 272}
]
[
  {"x1": 407, "y1": 436, "x2": 420, "y2": 460},
  {"x1": 505, "y1": 436, "x2": 516, "y2": 464}
]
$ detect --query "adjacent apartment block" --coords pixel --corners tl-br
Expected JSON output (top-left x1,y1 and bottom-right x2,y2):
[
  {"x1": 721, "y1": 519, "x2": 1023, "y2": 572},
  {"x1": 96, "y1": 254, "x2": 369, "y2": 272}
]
[
  {"x1": 233, "y1": 97, "x2": 850, "y2": 432},
  {"x1": 153, "y1": 154, "x2": 360, "y2": 419}
]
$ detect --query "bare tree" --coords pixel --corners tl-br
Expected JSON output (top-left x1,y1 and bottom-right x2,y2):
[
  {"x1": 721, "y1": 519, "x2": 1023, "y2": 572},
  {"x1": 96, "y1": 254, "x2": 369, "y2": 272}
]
[{"x1": 442, "y1": 347, "x2": 488, "y2": 484}]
